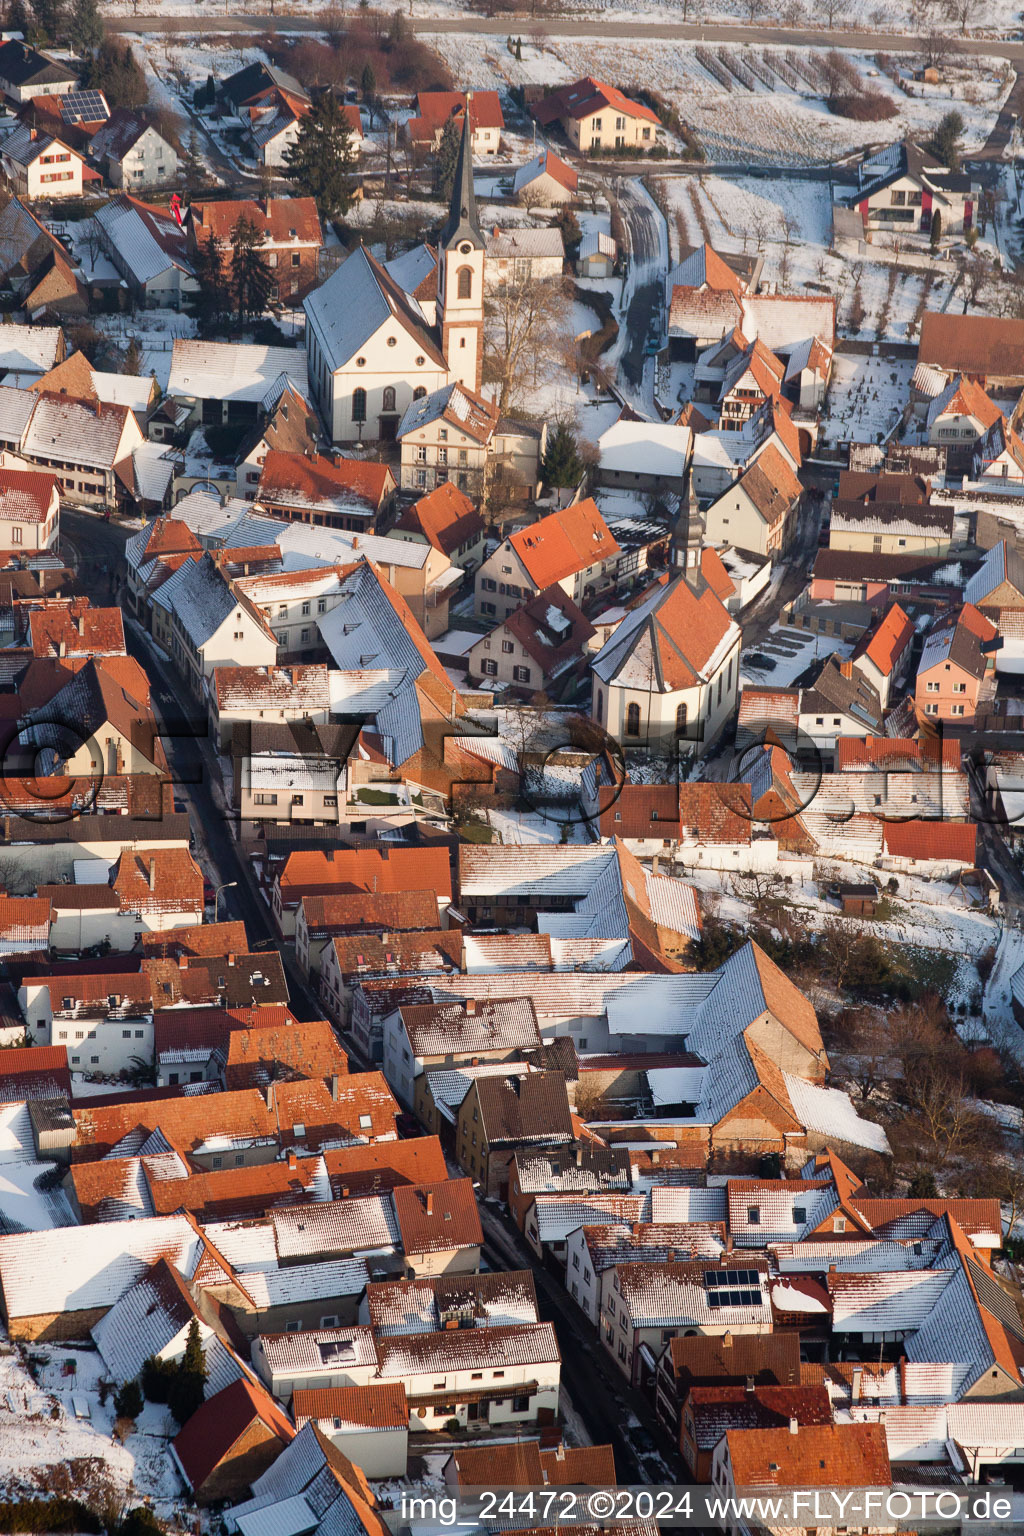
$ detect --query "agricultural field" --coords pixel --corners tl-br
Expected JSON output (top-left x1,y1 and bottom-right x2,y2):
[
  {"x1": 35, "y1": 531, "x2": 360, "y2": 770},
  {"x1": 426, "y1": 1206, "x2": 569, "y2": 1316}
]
[{"x1": 432, "y1": 36, "x2": 1012, "y2": 166}]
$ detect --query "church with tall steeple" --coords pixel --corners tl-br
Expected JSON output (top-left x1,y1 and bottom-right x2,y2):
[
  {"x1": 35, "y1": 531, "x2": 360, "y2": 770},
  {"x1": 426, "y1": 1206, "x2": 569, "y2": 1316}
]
[
  {"x1": 436, "y1": 100, "x2": 485, "y2": 394},
  {"x1": 303, "y1": 112, "x2": 488, "y2": 444}
]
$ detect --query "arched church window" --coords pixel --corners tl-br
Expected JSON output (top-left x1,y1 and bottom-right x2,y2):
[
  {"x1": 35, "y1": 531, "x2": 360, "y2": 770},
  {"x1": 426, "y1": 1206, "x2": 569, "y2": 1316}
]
[
  {"x1": 457, "y1": 266, "x2": 473, "y2": 300},
  {"x1": 626, "y1": 703, "x2": 641, "y2": 736},
  {"x1": 413, "y1": 387, "x2": 427, "y2": 400},
  {"x1": 352, "y1": 388, "x2": 367, "y2": 424},
  {"x1": 382, "y1": 386, "x2": 396, "y2": 412}
]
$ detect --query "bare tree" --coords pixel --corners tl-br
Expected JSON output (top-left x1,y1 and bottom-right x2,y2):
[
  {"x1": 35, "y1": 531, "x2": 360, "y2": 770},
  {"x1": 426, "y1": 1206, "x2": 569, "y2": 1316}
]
[
  {"x1": 819, "y1": 917, "x2": 857, "y2": 991},
  {"x1": 484, "y1": 275, "x2": 572, "y2": 414}
]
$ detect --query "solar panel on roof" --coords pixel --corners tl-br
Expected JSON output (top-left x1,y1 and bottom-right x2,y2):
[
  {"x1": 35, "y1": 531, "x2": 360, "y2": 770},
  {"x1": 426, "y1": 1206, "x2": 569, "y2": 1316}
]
[{"x1": 60, "y1": 90, "x2": 107, "y2": 123}]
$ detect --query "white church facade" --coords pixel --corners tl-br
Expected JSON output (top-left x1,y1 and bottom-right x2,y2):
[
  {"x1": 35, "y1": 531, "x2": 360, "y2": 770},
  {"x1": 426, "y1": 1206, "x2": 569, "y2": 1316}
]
[{"x1": 304, "y1": 113, "x2": 485, "y2": 446}]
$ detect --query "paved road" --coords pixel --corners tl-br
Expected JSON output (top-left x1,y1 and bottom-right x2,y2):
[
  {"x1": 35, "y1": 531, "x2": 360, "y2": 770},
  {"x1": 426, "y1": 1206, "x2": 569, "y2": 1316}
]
[
  {"x1": 107, "y1": 10, "x2": 1024, "y2": 62},
  {"x1": 478, "y1": 1203, "x2": 682, "y2": 1482},
  {"x1": 616, "y1": 179, "x2": 667, "y2": 404},
  {"x1": 61, "y1": 507, "x2": 324, "y2": 1019}
]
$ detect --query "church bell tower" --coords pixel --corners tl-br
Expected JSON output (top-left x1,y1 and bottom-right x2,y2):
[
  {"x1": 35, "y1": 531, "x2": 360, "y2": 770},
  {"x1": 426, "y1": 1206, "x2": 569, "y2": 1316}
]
[{"x1": 437, "y1": 100, "x2": 485, "y2": 394}]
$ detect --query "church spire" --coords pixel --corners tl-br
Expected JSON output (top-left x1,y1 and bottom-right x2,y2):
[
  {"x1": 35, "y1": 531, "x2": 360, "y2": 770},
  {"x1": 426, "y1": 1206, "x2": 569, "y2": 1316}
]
[{"x1": 440, "y1": 96, "x2": 483, "y2": 250}]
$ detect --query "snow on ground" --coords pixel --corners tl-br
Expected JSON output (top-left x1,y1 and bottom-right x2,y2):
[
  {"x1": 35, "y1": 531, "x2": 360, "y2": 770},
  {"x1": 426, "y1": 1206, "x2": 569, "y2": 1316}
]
[
  {"x1": 0, "y1": 1165, "x2": 74, "y2": 1235},
  {"x1": 819, "y1": 354, "x2": 915, "y2": 449},
  {"x1": 740, "y1": 625, "x2": 850, "y2": 688},
  {"x1": 983, "y1": 926, "x2": 1024, "y2": 1069},
  {"x1": 434, "y1": 37, "x2": 1010, "y2": 167},
  {"x1": 0, "y1": 1338, "x2": 183, "y2": 1516},
  {"x1": 486, "y1": 805, "x2": 593, "y2": 844}
]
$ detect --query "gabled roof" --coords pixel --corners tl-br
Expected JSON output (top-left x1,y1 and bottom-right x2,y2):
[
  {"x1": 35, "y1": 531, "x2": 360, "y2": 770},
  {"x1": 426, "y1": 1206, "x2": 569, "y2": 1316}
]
[
  {"x1": 0, "y1": 40, "x2": 77, "y2": 88},
  {"x1": 397, "y1": 381, "x2": 498, "y2": 447},
  {"x1": 851, "y1": 602, "x2": 914, "y2": 677},
  {"x1": 258, "y1": 448, "x2": 392, "y2": 516},
  {"x1": 399, "y1": 997, "x2": 541, "y2": 1057},
  {"x1": 725, "y1": 1420, "x2": 890, "y2": 1489},
  {"x1": 592, "y1": 572, "x2": 738, "y2": 691},
  {"x1": 88, "y1": 108, "x2": 160, "y2": 163},
  {"x1": 173, "y1": 1376, "x2": 294, "y2": 1493},
  {"x1": 508, "y1": 499, "x2": 618, "y2": 589},
  {"x1": 918, "y1": 602, "x2": 996, "y2": 682},
  {"x1": 882, "y1": 820, "x2": 977, "y2": 864},
  {"x1": 965, "y1": 539, "x2": 1024, "y2": 608},
  {"x1": 279, "y1": 845, "x2": 452, "y2": 905},
  {"x1": 225, "y1": 1017, "x2": 348, "y2": 1091},
  {"x1": 473, "y1": 1070, "x2": 573, "y2": 1144},
  {"x1": 0, "y1": 465, "x2": 57, "y2": 526},
  {"x1": 96, "y1": 194, "x2": 192, "y2": 285},
  {"x1": 190, "y1": 195, "x2": 321, "y2": 247},
  {"x1": 396, "y1": 481, "x2": 483, "y2": 556},
  {"x1": 392, "y1": 1177, "x2": 483, "y2": 1253},
  {"x1": 304, "y1": 244, "x2": 447, "y2": 375},
  {"x1": 925, "y1": 373, "x2": 1002, "y2": 433},
  {"x1": 669, "y1": 243, "x2": 744, "y2": 297},
  {"x1": 668, "y1": 1332, "x2": 802, "y2": 1387},
  {"x1": 498, "y1": 583, "x2": 595, "y2": 674},
  {"x1": 410, "y1": 89, "x2": 504, "y2": 134},
  {"x1": 293, "y1": 1382, "x2": 408, "y2": 1431},
  {"x1": 513, "y1": 147, "x2": 578, "y2": 196},
  {"x1": 729, "y1": 443, "x2": 802, "y2": 526},
  {"x1": 919, "y1": 311, "x2": 1024, "y2": 377},
  {"x1": 23, "y1": 391, "x2": 135, "y2": 471},
  {"x1": 533, "y1": 76, "x2": 659, "y2": 127}
]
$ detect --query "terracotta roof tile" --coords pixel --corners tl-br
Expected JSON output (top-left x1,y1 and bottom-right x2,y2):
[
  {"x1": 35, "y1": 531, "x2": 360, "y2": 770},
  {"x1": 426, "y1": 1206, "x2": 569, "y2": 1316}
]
[
  {"x1": 190, "y1": 195, "x2": 321, "y2": 247},
  {"x1": 397, "y1": 481, "x2": 484, "y2": 556},
  {"x1": 324, "y1": 1135, "x2": 448, "y2": 1195},
  {"x1": 172, "y1": 1377, "x2": 294, "y2": 1494},
  {"x1": 293, "y1": 1381, "x2": 408, "y2": 1429},
  {"x1": 278, "y1": 846, "x2": 452, "y2": 905},
  {"x1": 224, "y1": 1017, "x2": 348, "y2": 1091},
  {"x1": 919, "y1": 312, "x2": 1024, "y2": 377},
  {"x1": 882, "y1": 820, "x2": 977, "y2": 863},
  {"x1": 392, "y1": 1177, "x2": 483, "y2": 1253},
  {"x1": 508, "y1": 499, "x2": 618, "y2": 589},
  {"x1": 258, "y1": 448, "x2": 393, "y2": 516},
  {"x1": 725, "y1": 1420, "x2": 890, "y2": 1489}
]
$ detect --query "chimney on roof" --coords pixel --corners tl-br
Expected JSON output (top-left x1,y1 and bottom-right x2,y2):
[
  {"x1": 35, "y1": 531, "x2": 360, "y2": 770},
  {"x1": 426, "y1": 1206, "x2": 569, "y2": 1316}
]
[
  {"x1": 851, "y1": 1365, "x2": 863, "y2": 1403},
  {"x1": 341, "y1": 1184, "x2": 350, "y2": 1198},
  {"x1": 575, "y1": 1146, "x2": 582, "y2": 1167},
  {"x1": 652, "y1": 1150, "x2": 660, "y2": 1165},
  {"x1": 425, "y1": 1190, "x2": 434, "y2": 1215},
  {"x1": 266, "y1": 1082, "x2": 275, "y2": 1110},
  {"x1": 330, "y1": 1072, "x2": 340, "y2": 1101},
  {"x1": 899, "y1": 1355, "x2": 907, "y2": 1404},
  {"x1": 287, "y1": 1149, "x2": 297, "y2": 1170},
  {"x1": 57, "y1": 639, "x2": 65, "y2": 658},
  {"x1": 788, "y1": 1416, "x2": 798, "y2": 1436},
  {"x1": 722, "y1": 1332, "x2": 733, "y2": 1349},
  {"x1": 466, "y1": 998, "x2": 478, "y2": 1016},
  {"x1": 178, "y1": 952, "x2": 188, "y2": 971},
  {"x1": 310, "y1": 449, "x2": 318, "y2": 464},
  {"x1": 651, "y1": 854, "x2": 659, "y2": 875},
  {"x1": 724, "y1": 1231, "x2": 733, "y2": 1253},
  {"x1": 666, "y1": 1248, "x2": 675, "y2": 1262},
  {"x1": 839, "y1": 660, "x2": 853, "y2": 680},
  {"x1": 554, "y1": 1444, "x2": 565, "y2": 1461},
  {"x1": 470, "y1": 1055, "x2": 479, "y2": 1067},
  {"x1": 745, "y1": 1375, "x2": 755, "y2": 1394},
  {"x1": 631, "y1": 1221, "x2": 640, "y2": 1236},
  {"x1": 352, "y1": 535, "x2": 359, "y2": 550},
  {"x1": 148, "y1": 858, "x2": 156, "y2": 891}
]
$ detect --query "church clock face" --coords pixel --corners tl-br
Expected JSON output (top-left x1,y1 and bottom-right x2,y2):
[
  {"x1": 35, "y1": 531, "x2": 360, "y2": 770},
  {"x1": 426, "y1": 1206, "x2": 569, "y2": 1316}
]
[{"x1": 459, "y1": 243, "x2": 473, "y2": 255}]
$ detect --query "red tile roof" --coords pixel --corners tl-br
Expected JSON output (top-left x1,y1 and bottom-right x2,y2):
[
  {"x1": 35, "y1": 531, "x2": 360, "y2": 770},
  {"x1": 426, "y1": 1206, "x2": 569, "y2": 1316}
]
[
  {"x1": 278, "y1": 847, "x2": 452, "y2": 906},
  {"x1": 508, "y1": 499, "x2": 618, "y2": 589},
  {"x1": 172, "y1": 1377, "x2": 294, "y2": 1495},
  {"x1": 700, "y1": 546, "x2": 735, "y2": 602},
  {"x1": 882, "y1": 820, "x2": 977, "y2": 863},
  {"x1": 411, "y1": 89, "x2": 504, "y2": 132},
  {"x1": 29, "y1": 600, "x2": 125, "y2": 658},
  {"x1": 919, "y1": 312, "x2": 1024, "y2": 377},
  {"x1": 259, "y1": 448, "x2": 393, "y2": 513},
  {"x1": 224, "y1": 1017, "x2": 348, "y2": 1090},
  {"x1": 300, "y1": 889, "x2": 440, "y2": 938},
  {"x1": 325, "y1": 1135, "x2": 448, "y2": 1195},
  {"x1": 726, "y1": 1420, "x2": 890, "y2": 1490},
  {"x1": 293, "y1": 1382, "x2": 408, "y2": 1429},
  {"x1": 835, "y1": 735, "x2": 960, "y2": 771},
  {"x1": 0, "y1": 466, "x2": 57, "y2": 523},
  {"x1": 140, "y1": 922, "x2": 250, "y2": 960},
  {"x1": 0, "y1": 1041, "x2": 68, "y2": 1100},
  {"x1": 0, "y1": 895, "x2": 51, "y2": 942},
  {"x1": 190, "y1": 195, "x2": 321, "y2": 247},
  {"x1": 111, "y1": 847, "x2": 204, "y2": 918},
  {"x1": 533, "y1": 76, "x2": 659, "y2": 127},
  {"x1": 392, "y1": 1177, "x2": 483, "y2": 1254},
  {"x1": 500, "y1": 583, "x2": 595, "y2": 673},
  {"x1": 397, "y1": 481, "x2": 484, "y2": 557},
  {"x1": 523, "y1": 148, "x2": 578, "y2": 194},
  {"x1": 853, "y1": 602, "x2": 914, "y2": 677}
]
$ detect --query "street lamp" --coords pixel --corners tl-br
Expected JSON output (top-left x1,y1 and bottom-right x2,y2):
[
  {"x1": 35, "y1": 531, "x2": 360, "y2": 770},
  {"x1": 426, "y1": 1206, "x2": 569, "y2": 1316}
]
[{"x1": 213, "y1": 881, "x2": 237, "y2": 921}]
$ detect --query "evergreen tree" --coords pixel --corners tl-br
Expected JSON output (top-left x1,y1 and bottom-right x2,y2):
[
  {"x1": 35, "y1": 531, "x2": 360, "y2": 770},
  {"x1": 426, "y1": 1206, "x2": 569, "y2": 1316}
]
[
  {"x1": 167, "y1": 1319, "x2": 207, "y2": 1426},
  {"x1": 113, "y1": 1379, "x2": 143, "y2": 1421},
  {"x1": 542, "y1": 421, "x2": 585, "y2": 488},
  {"x1": 285, "y1": 94, "x2": 358, "y2": 222},
  {"x1": 434, "y1": 113, "x2": 460, "y2": 203},
  {"x1": 554, "y1": 205, "x2": 582, "y2": 256},
  {"x1": 931, "y1": 109, "x2": 964, "y2": 170},
  {"x1": 515, "y1": 36, "x2": 522, "y2": 60},
  {"x1": 82, "y1": 40, "x2": 146, "y2": 108},
  {"x1": 68, "y1": 0, "x2": 103, "y2": 54},
  {"x1": 7, "y1": 0, "x2": 29, "y2": 37},
  {"x1": 231, "y1": 214, "x2": 274, "y2": 326},
  {"x1": 32, "y1": 0, "x2": 63, "y2": 42},
  {"x1": 360, "y1": 61, "x2": 376, "y2": 98},
  {"x1": 204, "y1": 72, "x2": 216, "y2": 108},
  {"x1": 122, "y1": 337, "x2": 142, "y2": 375},
  {"x1": 191, "y1": 230, "x2": 224, "y2": 332},
  {"x1": 930, "y1": 208, "x2": 942, "y2": 251}
]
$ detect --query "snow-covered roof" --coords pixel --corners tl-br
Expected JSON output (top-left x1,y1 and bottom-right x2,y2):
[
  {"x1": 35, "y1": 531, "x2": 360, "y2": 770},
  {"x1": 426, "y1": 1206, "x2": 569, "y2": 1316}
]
[
  {"x1": 168, "y1": 340, "x2": 307, "y2": 406},
  {"x1": 598, "y1": 418, "x2": 691, "y2": 479},
  {"x1": 0, "y1": 1213, "x2": 202, "y2": 1317}
]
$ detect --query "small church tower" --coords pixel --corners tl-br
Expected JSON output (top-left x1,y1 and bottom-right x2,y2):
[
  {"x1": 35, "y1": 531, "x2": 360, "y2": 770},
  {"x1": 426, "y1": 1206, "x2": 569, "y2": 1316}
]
[
  {"x1": 672, "y1": 474, "x2": 704, "y2": 577},
  {"x1": 437, "y1": 101, "x2": 484, "y2": 394}
]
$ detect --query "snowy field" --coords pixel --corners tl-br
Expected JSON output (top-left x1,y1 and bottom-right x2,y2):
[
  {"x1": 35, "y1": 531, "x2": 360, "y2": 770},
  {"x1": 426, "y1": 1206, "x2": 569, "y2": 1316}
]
[
  {"x1": 432, "y1": 37, "x2": 1012, "y2": 167},
  {"x1": 0, "y1": 1338, "x2": 182, "y2": 1516}
]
